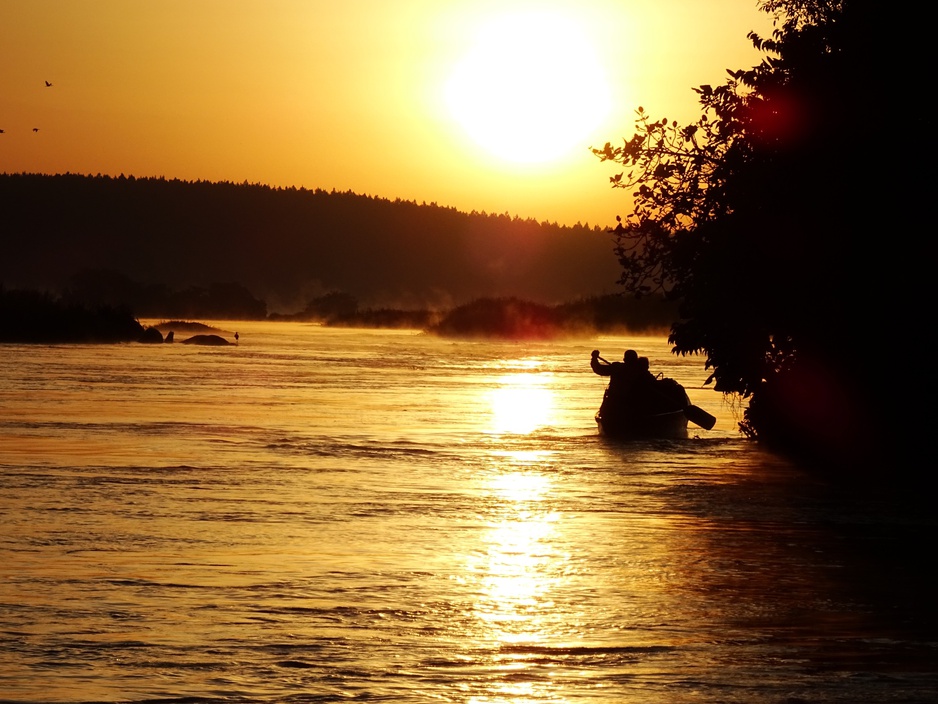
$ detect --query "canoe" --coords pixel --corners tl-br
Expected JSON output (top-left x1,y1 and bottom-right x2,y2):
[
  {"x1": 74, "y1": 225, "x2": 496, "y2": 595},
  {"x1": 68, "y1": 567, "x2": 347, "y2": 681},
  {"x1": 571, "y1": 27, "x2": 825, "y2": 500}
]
[
  {"x1": 595, "y1": 407, "x2": 689, "y2": 439},
  {"x1": 595, "y1": 376, "x2": 694, "y2": 439}
]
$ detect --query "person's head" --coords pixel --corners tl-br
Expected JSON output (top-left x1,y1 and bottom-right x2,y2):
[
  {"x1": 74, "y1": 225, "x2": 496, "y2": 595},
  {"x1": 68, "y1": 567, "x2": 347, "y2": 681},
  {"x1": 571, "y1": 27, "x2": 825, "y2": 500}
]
[
  {"x1": 623, "y1": 349, "x2": 638, "y2": 364},
  {"x1": 638, "y1": 356, "x2": 649, "y2": 371}
]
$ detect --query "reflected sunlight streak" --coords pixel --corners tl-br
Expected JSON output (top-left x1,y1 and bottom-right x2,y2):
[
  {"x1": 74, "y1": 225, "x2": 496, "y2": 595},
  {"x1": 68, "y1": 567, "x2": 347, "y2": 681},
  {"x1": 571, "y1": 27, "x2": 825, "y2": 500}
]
[
  {"x1": 469, "y1": 468, "x2": 563, "y2": 660},
  {"x1": 488, "y1": 374, "x2": 556, "y2": 435},
  {"x1": 488, "y1": 470, "x2": 551, "y2": 503}
]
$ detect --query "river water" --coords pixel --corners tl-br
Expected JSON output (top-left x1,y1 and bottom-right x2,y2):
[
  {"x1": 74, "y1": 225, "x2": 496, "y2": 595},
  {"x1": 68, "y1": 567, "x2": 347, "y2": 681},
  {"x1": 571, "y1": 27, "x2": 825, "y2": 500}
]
[{"x1": 1, "y1": 322, "x2": 935, "y2": 703}]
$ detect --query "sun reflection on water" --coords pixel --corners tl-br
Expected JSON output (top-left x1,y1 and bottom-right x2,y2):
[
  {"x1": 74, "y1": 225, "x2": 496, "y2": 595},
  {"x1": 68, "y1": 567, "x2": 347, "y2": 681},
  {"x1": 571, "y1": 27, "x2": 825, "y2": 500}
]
[
  {"x1": 469, "y1": 467, "x2": 565, "y2": 661},
  {"x1": 487, "y1": 373, "x2": 556, "y2": 435}
]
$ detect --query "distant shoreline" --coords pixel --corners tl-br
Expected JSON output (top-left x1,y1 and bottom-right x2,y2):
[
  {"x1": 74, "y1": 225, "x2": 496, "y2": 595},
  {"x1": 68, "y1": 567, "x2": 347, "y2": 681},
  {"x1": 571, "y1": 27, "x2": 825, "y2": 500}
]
[{"x1": 2, "y1": 288, "x2": 675, "y2": 344}]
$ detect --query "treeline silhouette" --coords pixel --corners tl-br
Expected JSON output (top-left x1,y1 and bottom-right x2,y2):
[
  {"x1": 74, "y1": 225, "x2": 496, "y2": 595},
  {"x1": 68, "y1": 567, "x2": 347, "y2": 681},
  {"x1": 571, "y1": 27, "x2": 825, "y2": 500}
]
[
  {"x1": 0, "y1": 173, "x2": 621, "y2": 312},
  {"x1": 1, "y1": 173, "x2": 678, "y2": 341}
]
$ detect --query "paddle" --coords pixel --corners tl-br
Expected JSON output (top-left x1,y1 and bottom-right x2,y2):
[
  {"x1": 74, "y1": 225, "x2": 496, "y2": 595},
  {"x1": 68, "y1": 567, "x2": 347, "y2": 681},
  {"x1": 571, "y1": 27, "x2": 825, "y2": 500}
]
[
  {"x1": 683, "y1": 403, "x2": 717, "y2": 430},
  {"x1": 595, "y1": 354, "x2": 716, "y2": 430}
]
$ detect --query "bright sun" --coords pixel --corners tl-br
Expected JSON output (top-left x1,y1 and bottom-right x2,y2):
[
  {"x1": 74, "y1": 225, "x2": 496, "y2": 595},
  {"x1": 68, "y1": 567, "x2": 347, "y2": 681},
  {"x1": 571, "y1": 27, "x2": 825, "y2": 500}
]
[{"x1": 445, "y1": 9, "x2": 611, "y2": 165}]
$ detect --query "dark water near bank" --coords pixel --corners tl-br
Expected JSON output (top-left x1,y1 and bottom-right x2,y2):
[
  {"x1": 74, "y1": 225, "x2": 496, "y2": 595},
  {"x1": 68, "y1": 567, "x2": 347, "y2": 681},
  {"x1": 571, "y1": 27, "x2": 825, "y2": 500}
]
[{"x1": 1, "y1": 323, "x2": 935, "y2": 702}]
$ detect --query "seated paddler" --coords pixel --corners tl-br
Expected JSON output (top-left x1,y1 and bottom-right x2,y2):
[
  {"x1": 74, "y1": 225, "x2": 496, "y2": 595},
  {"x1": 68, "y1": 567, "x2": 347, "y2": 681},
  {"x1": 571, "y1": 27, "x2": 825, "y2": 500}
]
[{"x1": 591, "y1": 349, "x2": 643, "y2": 415}]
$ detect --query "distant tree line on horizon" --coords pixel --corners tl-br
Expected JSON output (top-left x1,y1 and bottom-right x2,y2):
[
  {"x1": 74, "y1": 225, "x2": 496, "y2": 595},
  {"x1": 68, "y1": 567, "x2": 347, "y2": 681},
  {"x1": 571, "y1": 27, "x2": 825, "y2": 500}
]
[{"x1": 0, "y1": 172, "x2": 621, "y2": 313}]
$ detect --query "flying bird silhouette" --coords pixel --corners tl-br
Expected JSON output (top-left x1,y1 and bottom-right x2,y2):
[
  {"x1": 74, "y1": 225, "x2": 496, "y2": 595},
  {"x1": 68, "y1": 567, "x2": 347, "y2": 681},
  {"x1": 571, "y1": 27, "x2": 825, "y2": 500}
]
[
  {"x1": 33, "y1": 128, "x2": 39, "y2": 132},
  {"x1": 45, "y1": 81, "x2": 53, "y2": 87}
]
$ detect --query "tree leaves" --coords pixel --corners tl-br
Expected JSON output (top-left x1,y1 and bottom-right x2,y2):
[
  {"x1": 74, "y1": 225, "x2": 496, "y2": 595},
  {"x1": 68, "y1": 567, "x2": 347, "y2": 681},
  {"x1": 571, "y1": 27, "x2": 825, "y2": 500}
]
[{"x1": 593, "y1": 0, "x2": 905, "y2": 458}]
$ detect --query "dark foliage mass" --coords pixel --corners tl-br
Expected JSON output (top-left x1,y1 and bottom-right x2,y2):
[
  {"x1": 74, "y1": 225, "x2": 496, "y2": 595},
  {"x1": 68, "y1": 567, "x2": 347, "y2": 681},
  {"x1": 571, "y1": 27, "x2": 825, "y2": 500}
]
[
  {"x1": 430, "y1": 298, "x2": 560, "y2": 339},
  {"x1": 64, "y1": 270, "x2": 267, "y2": 320},
  {"x1": 0, "y1": 286, "x2": 146, "y2": 343},
  {"x1": 594, "y1": 0, "x2": 926, "y2": 468},
  {"x1": 271, "y1": 292, "x2": 675, "y2": 336},
  {"x1": 428, "y1": 295, "x2": 676, "y2": 339},
  {"x1": 1, "y1": 173, "x2": 674, "y2": 338},
  {"x1": 0, "y1": 173, "x2": 621, "y2": 313}
]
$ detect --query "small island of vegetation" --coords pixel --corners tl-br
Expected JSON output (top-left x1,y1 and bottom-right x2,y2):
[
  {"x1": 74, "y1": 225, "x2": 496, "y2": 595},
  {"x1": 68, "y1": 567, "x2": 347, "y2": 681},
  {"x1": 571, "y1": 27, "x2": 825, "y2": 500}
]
[
  {"x1": 0, "y1": 286, "x2": 152, "y2": 344},
  {"x1": 426, "y1": 296, "x2": 675, "y2": 339}
]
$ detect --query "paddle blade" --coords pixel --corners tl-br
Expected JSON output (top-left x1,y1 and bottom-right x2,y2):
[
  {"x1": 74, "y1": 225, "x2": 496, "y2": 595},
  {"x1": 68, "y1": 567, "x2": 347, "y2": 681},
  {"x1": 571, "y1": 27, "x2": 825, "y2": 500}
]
[{"x1": 685, "y1": 404, "x2": 716, "y2": 430}]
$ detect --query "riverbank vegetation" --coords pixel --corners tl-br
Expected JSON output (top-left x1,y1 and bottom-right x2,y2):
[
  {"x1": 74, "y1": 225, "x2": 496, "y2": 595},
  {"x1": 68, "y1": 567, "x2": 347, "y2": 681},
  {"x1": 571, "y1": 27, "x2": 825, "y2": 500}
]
[{"x1": 594, "y1": 0, "x2": 924, "y2": 468}]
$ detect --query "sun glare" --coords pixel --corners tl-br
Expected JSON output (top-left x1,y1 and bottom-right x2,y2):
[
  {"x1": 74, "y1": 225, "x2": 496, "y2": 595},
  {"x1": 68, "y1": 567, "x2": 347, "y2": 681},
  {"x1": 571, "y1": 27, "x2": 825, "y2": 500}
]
[{"x1": 445, "y1": 9, "x2": 611, "y2": 164}]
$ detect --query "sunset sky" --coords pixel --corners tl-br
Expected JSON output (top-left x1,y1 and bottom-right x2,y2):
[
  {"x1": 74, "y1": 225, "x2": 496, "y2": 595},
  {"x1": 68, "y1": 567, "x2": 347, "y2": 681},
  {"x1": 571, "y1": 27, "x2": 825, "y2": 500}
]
[{"x1": 2, "y1": 0, "x2": 771, "y2": 227}]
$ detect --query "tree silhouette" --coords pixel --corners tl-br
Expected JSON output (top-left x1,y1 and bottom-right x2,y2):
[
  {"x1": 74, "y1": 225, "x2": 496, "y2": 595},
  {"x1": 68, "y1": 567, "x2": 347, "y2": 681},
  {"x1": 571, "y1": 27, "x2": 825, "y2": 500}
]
[
  {"x1": 0, "y1": 173, "x2": 621, "y2": 312},
  {"x1": 594, "y1": 1, "x2": 923, "y2": 467}
]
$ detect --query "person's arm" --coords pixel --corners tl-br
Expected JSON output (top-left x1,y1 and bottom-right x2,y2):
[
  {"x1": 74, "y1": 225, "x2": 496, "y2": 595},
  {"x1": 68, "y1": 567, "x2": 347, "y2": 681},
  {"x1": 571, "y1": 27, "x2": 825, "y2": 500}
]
[{"x1": 590, "y1": 350, "x2": 611, "y2": 376}]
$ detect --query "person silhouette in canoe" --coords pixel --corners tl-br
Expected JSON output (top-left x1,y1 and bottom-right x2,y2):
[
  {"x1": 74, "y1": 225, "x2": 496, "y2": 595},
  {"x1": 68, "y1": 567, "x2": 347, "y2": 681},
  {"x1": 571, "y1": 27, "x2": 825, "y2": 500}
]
[
  {"x1": 591, "y1": 348, "x2": 637, "y2": 388},
  {"x1": 591, "y1": 349, "x2": 717, "y2": 431},
  {"x1": 591, "y1": 349, "x2": 645, "y2": 418}
]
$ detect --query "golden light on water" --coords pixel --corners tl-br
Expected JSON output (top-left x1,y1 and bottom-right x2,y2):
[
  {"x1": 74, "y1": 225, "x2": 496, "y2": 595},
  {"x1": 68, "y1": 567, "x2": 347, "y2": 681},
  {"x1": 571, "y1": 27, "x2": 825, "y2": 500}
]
[
  {"x1": 5, "y1": 326, "x2": 908, "y2": 702},
  {"x1": 487, "y1": 373, "x2": 556, "y2": 435},
  {"x1": 477, "y1": 516, "x2": 557, "y2": 635},
  {"x1": 476, "y1": 472, "x2": 557, "y2": 645},
  {"x1": 488, "y1": 466, "x2": 554, "y2": 501},
  {"x1": 474, "y1": 370, "x2": 563, "y2": 664}
]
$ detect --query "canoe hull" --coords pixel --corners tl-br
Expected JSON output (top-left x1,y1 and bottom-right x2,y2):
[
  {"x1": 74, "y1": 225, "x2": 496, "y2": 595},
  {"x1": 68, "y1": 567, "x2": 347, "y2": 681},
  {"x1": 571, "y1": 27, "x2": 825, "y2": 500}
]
[
  {"x1": 595, "y1": 408, "x2": 689, "y2": 440},
  {"x1": 595, "y1": 376, "x2": 691, "y2": 439}
]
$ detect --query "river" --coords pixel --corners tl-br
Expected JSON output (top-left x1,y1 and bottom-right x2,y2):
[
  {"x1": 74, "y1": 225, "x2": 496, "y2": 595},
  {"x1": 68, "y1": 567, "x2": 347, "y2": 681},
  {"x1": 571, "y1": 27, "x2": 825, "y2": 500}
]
[{"x1": 1, "y1": 322, "x2": 935, "y2": 703}]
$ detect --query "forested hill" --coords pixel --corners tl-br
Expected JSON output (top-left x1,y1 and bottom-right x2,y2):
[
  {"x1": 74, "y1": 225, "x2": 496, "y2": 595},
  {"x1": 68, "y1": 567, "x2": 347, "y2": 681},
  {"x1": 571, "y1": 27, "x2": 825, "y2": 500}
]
[{"x1": 1, "y1": 173, "x2": 622, "y2": 313}]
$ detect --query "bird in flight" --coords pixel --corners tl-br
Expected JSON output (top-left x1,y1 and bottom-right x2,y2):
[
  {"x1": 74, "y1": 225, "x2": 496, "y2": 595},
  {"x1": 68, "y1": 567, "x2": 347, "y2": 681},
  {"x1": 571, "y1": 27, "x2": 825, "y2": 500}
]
[
  {"x1": 33, "y1": 127, "x2": 40, "y2": 132},
  {"x1": 45, "y1": 81, "x2": 53, "y2": 87}
]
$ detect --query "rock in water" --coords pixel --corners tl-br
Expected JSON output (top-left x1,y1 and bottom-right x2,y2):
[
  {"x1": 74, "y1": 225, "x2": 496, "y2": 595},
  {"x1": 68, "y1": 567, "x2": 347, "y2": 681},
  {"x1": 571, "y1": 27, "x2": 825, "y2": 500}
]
[
  {"x1": 180, "y1": 334, "x2": 230, "y2": 346},
  {"x1": 139, "y1": 327, "x2": 164, "y2": 344}
]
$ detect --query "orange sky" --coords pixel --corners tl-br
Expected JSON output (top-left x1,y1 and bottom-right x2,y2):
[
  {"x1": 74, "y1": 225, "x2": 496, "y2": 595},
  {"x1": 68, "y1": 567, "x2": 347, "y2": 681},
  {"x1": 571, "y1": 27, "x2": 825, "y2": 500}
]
[{"x1": 1, "y1": 0, "x2": 771, "y2": 227}]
